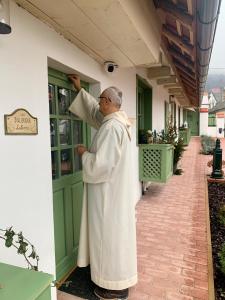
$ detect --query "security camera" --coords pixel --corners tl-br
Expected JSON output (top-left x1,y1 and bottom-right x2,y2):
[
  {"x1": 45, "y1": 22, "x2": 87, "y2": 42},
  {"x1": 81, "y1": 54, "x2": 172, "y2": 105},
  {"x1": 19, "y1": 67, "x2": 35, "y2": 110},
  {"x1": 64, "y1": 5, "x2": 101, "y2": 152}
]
[{"x1": 104, "y1": 61, "x2": 118, "y2": 73}]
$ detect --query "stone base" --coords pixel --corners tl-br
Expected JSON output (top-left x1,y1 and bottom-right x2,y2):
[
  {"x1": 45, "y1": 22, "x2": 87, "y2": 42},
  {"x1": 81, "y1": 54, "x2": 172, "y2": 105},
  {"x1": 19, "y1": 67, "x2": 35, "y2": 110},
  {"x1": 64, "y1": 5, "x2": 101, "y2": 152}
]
[{"x1": 207, "y1": 176, "x2": 225, "y2": 183}]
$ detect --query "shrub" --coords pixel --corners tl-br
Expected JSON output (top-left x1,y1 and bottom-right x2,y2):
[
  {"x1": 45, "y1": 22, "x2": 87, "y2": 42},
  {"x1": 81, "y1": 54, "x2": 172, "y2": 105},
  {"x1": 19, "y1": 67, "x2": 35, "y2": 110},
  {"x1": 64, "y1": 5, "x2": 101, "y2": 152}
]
[
  {"x1": 174, "y1": 137, "x2": 185, "y2": 166},
  {"x1": 200, "y1": 135, "x2": 215, "y2": 155},
  {"x1": 219, "y1": 205, "x2": 225, "y2": 226},
  {"x1": 218, "y1": 243, "x2": 225, "y2": 275}
]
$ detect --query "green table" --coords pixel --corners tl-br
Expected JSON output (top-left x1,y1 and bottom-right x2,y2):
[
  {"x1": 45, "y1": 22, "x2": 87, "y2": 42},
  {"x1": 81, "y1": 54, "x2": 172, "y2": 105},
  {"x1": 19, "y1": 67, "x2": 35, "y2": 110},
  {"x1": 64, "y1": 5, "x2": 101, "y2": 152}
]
[{"x1": 0, "y1": 262, "x2": 53, "y2": 300}]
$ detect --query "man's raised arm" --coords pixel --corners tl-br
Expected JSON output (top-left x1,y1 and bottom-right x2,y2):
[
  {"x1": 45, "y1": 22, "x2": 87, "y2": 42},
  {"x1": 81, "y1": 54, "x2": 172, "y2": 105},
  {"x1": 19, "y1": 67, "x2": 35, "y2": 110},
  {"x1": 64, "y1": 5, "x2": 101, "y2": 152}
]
[{"x1": 68, "y1": 74, "x2": 103, "y2": 129}]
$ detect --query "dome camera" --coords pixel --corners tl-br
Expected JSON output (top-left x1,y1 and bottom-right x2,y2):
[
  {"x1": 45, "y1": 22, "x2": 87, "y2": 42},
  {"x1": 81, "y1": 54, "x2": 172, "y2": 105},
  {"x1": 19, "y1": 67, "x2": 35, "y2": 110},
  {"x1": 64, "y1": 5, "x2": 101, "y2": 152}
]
[{"x1": 104, "y1": 61, "x2": 118, "y2": 73}]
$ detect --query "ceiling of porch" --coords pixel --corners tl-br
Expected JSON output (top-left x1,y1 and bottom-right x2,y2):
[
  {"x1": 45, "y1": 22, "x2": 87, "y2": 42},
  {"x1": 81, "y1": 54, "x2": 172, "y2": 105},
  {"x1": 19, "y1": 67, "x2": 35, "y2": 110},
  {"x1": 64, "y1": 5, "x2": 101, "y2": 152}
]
[{"x1": 15, "y1": 0, "x2": 162, "y2": 67}]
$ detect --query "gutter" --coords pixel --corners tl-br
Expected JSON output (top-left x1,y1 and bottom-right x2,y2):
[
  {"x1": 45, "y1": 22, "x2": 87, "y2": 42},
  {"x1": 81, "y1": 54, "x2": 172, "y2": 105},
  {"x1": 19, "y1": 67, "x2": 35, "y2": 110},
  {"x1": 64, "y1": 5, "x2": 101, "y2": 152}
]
[{"x1": 197, "y1": 0, "x2": 222, "y2": 103}]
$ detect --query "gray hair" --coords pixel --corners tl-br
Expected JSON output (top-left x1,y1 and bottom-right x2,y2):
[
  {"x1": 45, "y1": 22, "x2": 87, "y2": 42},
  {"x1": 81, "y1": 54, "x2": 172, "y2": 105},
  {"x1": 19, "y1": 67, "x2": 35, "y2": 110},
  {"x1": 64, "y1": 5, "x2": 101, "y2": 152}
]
[{"x1": 104, "y1": 86, "x2": 122, "y2": 108}]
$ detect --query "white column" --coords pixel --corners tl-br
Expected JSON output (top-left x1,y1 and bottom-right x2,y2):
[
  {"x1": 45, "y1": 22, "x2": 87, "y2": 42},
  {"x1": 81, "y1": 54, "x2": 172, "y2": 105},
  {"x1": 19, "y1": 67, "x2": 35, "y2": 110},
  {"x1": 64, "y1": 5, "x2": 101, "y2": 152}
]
[{"x1": 199, "y1": 108, "x2": 209, "y2": 135}]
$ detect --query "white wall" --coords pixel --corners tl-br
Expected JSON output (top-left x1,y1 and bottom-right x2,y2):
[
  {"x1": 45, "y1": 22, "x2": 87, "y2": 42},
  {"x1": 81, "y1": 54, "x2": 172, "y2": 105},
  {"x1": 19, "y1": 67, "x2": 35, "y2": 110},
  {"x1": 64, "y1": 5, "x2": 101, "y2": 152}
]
[
  {"x1": 216, "y1": 118, "x2": 225, "y2": 138},
  {"x1": 200, "y1": 112, "x2": 209, "y2": 135},
  {"x1": 0, "y1": 2, "x2": 171, "y2": 299},
  {"x1": 208, "y1": 127, "x2": 217, "y2": 137}
]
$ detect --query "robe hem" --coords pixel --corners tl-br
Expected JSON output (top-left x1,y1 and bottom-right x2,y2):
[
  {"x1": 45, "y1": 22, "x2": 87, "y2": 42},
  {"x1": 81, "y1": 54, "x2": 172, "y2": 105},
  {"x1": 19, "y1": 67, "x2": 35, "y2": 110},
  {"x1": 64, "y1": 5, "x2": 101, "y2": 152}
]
[
  {"x1": 77, "y1": 260, "x2": 90, "y2": 267},
  {"x1": 91, "y1": 273, "x2": 138, "y2": 290}
]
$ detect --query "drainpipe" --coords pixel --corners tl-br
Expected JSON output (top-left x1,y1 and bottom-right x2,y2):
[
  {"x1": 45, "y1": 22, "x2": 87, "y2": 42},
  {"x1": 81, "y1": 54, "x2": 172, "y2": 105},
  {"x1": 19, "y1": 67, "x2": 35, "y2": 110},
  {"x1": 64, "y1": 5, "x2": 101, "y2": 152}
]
[{"x1": 197, "y1": 0, "x2": 222, "y2": 104}]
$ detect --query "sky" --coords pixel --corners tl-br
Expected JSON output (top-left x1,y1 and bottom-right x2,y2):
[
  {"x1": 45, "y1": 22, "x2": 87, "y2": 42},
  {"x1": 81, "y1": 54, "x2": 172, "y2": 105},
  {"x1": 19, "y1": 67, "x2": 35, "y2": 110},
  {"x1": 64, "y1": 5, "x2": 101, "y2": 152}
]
[{"x1": 208, "y1": 0, "x2": 225, "y2": 75}]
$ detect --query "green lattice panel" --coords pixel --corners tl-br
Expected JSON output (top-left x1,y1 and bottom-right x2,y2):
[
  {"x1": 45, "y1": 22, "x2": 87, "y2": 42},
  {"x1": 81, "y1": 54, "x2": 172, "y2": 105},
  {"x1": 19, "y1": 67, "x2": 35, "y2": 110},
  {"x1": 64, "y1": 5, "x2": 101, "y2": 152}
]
[
  {"x1": 139, "y1": 144, "x2": 174, "y2": 183},
  {"x1": 143, "y1": 149, "x2": 161, "y2": 179},
  {"x1": 179, "y1": 128, "x2": 190, "y2": 146}
]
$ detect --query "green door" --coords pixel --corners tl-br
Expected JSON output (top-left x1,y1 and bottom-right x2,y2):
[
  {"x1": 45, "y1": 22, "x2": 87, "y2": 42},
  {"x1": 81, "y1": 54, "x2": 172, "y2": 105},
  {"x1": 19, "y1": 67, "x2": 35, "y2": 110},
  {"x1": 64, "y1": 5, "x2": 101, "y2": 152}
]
[
  {"x1": 48, "y1": 68, "x2": 90, "y2": 281},
  {"x1": 187, "y1": 110, "x2": 199, "y2": 136}
]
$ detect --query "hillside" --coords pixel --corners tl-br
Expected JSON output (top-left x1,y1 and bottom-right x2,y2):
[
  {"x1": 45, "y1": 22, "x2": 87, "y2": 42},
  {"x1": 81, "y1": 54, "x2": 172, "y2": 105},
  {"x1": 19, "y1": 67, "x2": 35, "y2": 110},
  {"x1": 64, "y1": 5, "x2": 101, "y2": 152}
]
[{"x1": 205, "y1": 73, "x2": 225, "y2": 91}]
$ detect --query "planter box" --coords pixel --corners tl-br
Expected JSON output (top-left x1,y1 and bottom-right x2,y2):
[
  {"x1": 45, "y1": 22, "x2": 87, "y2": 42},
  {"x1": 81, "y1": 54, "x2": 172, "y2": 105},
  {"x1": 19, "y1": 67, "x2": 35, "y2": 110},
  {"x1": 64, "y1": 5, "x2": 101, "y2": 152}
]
[
  {"x1": 139, "y1": 143, "x2": 174, "y2": 183},
  {"x1": 0, "y1": 262, "x2": 53, "y2": 300},
  {"x1": 179, "y1": 128, "x2": 191, "y2": 146}
]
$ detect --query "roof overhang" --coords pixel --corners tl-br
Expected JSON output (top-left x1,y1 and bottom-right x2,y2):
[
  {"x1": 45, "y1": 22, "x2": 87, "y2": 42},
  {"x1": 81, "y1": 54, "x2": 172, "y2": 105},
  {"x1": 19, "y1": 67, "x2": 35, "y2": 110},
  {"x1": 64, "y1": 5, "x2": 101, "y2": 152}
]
[{"x1": 153, "y1": 0, "x2": 221, "y2": 108}]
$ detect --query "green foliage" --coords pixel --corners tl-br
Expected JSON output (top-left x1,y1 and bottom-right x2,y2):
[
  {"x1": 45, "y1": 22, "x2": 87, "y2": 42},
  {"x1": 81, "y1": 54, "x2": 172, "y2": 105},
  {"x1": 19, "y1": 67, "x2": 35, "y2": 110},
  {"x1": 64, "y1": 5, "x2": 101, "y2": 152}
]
[
  {"x1": 218, "y1": 243, "x2": 225, "y2": 275},
  {"x1": 163, "y1": 117, "x2": 177, "y2": 144},
  {"x1": 200, "y1": 135, "x2": 215, "y2": 155},
  {"x1": 219, "y1": 205, "x2": 225, "y2": 226},
  {"x1": 0, "y1": 227, "x2": 39, "y2": 271},
  {"x1": 163, "y1": 117, "x2": 185, "y2": 172},
  {"x1": 174, "y1": 137, "x2": 185, "y2": 166}
]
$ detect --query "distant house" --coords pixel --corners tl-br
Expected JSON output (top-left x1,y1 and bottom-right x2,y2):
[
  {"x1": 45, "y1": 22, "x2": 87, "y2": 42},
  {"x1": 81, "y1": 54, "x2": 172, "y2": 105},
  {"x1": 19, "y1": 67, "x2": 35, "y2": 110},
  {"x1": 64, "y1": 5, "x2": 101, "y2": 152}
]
[
  {"x1": 208, "y1": 91, "x2": 217, "y2": 109},
  {"x1": 211, "y1": 87, "x2": 223, "y2": 103}
]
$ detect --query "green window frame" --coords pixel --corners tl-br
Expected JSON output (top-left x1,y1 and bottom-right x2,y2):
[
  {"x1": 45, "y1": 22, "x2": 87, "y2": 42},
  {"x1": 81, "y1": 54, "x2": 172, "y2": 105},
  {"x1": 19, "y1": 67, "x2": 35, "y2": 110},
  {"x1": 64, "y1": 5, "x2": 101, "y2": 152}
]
[
  {"x1": 48, "y1": 68, "x2": 90, "y2": 180},
  {"x1": 164, "y1": 101, "x2": 169, "y2": 130},
  {"x1": 208, "y1": 113, "x2": 216, "y2": 127},
  {"x1": 137, "y1": 77, "x2": 152, "y2": 144}
]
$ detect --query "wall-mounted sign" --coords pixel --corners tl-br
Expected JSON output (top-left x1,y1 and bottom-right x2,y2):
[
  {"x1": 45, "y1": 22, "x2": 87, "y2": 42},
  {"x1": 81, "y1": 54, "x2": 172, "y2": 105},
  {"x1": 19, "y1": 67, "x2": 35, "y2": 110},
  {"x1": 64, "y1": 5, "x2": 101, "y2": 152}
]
[{"x1": 4, "y1": 109, "x2": 38, "y2": 135}]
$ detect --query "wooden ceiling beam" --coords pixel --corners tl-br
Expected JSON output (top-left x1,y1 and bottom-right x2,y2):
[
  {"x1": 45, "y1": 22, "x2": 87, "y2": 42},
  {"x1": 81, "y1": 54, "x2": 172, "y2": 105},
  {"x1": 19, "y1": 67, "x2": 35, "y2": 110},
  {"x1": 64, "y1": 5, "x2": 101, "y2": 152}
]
[
  {"x1": 160, "y1": 36, "x2": 193, "y2": 106},
  {"x1": 162, "y1": 25, "x2": 194, "y2": 57},
  {"x1": 157, "y1": 75, "x2": 177, "y2": 85},
  {"x1": 163, "y1": 83, "x2": 182, "y2": 89},
  {"x1": 187, "y1": 0, "x2": 194, "y2": 15},
  {"x1": 168, "y1": 87, "x2": 183, "y2": 94},
  {"x1": 148, "y1": 66, "x2": 171, "y2": 79},
  {"x1": 168, "y1": 46, "x2": 194, "y2": 69},
  {"x1": 180, "y1": 73, "x2": 197, "y2": 87},
  {"x1": 174, "y1": 62, "x2": 196, "y2": 81},
  {"x1": 156, "y1": 0, "x2": 193, "y2": 28}
]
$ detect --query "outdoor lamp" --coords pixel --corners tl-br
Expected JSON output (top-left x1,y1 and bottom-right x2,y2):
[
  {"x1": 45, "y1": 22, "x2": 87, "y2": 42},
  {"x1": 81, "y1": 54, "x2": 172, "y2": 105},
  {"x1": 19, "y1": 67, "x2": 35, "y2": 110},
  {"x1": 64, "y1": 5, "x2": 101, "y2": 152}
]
[{"x1": 0, "y1": 0, "x2": 11, "y2": 34}]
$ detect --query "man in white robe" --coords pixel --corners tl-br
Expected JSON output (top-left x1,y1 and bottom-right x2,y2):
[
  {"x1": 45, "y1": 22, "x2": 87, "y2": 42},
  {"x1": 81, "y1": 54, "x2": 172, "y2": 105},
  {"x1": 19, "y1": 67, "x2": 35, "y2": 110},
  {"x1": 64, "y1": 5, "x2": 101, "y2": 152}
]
[{"x1": 68, "y1": 75, "x2": 137, "y2": 300}]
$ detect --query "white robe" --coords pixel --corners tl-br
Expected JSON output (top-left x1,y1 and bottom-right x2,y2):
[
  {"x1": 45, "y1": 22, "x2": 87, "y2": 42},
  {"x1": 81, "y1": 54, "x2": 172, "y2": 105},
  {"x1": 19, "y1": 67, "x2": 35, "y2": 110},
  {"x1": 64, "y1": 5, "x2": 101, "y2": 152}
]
[{"x1": 69, "y1": 89, "x2": 137, "y2": 290}]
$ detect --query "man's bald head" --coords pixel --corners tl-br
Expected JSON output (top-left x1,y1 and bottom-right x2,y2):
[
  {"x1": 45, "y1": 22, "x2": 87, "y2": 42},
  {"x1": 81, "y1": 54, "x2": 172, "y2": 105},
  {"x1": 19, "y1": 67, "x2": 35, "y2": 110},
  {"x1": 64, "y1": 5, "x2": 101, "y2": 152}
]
[{"x1": 103, "y1": 86, "x2": 122, "y2": 109}]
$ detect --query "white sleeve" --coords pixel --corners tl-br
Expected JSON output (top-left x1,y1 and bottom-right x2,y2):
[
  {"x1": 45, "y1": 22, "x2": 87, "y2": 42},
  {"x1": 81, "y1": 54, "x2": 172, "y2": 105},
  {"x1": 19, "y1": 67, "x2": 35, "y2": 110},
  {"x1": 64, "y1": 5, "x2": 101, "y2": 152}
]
[
  {"x1": 69, "y1": 88, "x2": 104, "y2": 129},
  {"x1": 82, "y1": 125, "x2": 122, "y2": 183}
]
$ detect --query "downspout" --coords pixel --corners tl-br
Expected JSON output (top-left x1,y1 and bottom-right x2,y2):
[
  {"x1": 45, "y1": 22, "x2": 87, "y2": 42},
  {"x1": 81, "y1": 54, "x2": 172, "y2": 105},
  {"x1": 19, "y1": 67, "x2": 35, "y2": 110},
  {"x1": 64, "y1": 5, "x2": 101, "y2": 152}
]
[{"x1": 197, "y1": 0, "x2": 222, "y2": 105}]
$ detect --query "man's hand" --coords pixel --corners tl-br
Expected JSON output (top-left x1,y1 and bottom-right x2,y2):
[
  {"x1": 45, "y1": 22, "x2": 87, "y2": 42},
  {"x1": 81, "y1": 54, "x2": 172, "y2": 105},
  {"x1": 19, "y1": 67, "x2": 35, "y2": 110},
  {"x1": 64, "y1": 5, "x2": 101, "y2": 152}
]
[
  {"x1": 76, "y1": 145, "x2": 87, "y2": 156},
  {"x1": 68, "y1": 74, "x2": 81, "y2": 91}
]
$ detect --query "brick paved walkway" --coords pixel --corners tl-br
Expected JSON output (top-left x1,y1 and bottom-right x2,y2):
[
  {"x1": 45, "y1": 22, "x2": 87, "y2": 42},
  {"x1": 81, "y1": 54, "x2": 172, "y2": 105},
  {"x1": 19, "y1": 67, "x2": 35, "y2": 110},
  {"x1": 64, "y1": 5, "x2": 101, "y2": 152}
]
[
  {"x1": 129, "y1": 136, "x2": 218, "y2": 300},
  {"x1": 58, "y1": 137, "x2": 222, "y2": 300}
]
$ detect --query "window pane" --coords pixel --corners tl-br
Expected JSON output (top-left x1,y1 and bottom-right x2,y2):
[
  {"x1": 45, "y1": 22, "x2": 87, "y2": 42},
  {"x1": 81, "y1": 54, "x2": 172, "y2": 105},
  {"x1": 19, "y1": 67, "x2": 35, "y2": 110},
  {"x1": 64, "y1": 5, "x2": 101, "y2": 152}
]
[
  {"x1": 58, "y1": 88, "x2": 70, "y2": 115},
  {"x1": 51, "y1": 151, "x2": 58, "y2": 179},
  {"x1": 59, "y1": 120, "x2": 71, "y2": 145},
  {"x1": 74, "y1": 151, "x2": 82, "y2": 172},
  {"x1": 49, "y1": 84, "x2": 55, "y2": 114},
  {"x1": 50, "y1": 119, "x2": 57, "y2": 147},
  {"x1": 61, "y1": 149, "x2": 72, "y2": 176},
  {"x1": 73, "y1": 120, "x2": 83, "y2": 145},
  {"x1": 70, "y1": 90, "x2": 78, "y2": 104}
]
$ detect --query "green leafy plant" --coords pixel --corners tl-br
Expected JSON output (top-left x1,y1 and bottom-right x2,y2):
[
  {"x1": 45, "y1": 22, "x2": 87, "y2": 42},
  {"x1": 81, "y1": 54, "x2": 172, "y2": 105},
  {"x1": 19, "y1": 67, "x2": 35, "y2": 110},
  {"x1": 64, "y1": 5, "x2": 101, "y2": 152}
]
[
  {"x1": 174, "y1": 137, "x2": 185, "y2": 166},
  {"x1": 138, "y1": 129, "x2": 153, "y2": 144},
  {"x1": 219, "y1": 205, "x2": 225, "y2": 226},
  {"x1": 200, "y1": 135, "x2": 215, "y2": 155},
  {"x1": 163, "y1": 116, "x2": 185, "y2": 174},
  {"x1": 163, "y1": 117, "x2": 177, "y2": 145},
  {"x1": 218, "y1": 243, "x2": 225, "y2": 275},
  {"x1": 0, "y1": 227, "x2": 39, "y2": 271}
]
